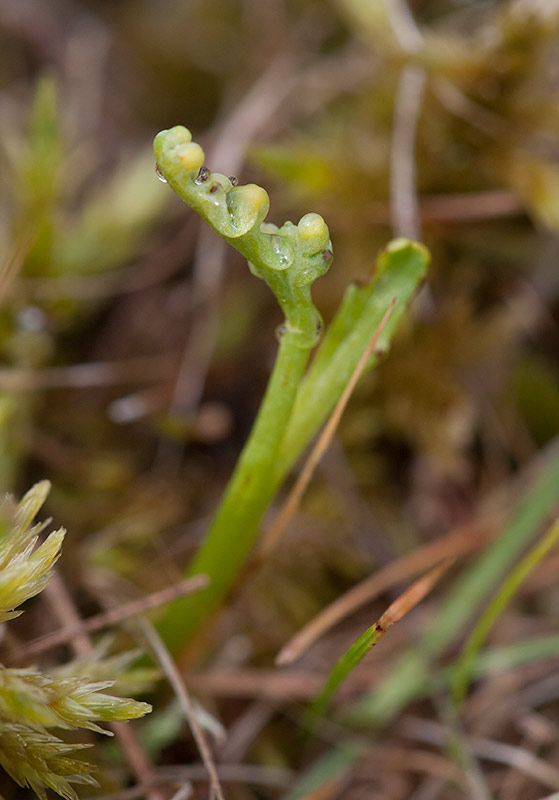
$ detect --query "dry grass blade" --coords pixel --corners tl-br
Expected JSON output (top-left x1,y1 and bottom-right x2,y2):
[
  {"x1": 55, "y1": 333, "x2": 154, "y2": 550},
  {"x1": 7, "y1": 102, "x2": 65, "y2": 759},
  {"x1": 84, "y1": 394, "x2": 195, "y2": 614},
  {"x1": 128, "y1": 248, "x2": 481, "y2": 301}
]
[
  {"x1": 276, "y1": 518, "x2": 494, "y2": 666},
  {"x1": 0, "y1": 234, "x2": 32, "y2": 305},
  {"x1": 137, "y1": 618, "x2": 226, "y2": 800},
  {"x1": 307, "y1": 557, "x2": 454, "y2": 725},
  {"x1": 0, "y1": 355, "x2": 176, "y2": 391},
  {"x1": 375, "y1": 557, "x2": 454, "y2": 636},
  {"x1": 7, "y1": 574, "x2": 209, "y2": 663},
  {"x1": 258, "y1": 297, "x2": 397, "y2": 562},
  {"x1": 452, "y1": 515, "x2": 559, "y2": 705},
  {"x1": 42, "y1": 572, "x2": 164, "y2": 800},
  {"x1": 401, "y1": 716, "x2": 559, "y2": 790},
  {"x1": 390, "y1": 64, "x2": 426, "y2": 240}
]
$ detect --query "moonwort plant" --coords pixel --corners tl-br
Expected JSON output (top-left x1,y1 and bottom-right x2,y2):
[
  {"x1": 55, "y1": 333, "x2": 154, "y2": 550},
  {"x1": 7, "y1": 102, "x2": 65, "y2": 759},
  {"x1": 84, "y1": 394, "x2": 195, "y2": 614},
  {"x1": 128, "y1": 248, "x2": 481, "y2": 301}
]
[{"x1": 153, "y1": 126, "x2": 429, "y2": 653}]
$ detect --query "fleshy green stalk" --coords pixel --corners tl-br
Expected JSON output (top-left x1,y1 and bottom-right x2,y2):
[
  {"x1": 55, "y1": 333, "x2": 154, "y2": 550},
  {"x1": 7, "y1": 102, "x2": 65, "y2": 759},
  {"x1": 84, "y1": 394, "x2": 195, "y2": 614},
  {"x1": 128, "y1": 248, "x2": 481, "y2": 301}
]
[
  {"x1": 154, "y1": 126, "x2": 333, "y2": 349},
  {"x1": 157, "y1": 330, "x2": 310, "y2": 650},
  {"x1": 153, "y1": 126, "x2": 334, "y2": 648},
  {"x1": 154, "y1": 129, "x2": 430, "y2": 652}
]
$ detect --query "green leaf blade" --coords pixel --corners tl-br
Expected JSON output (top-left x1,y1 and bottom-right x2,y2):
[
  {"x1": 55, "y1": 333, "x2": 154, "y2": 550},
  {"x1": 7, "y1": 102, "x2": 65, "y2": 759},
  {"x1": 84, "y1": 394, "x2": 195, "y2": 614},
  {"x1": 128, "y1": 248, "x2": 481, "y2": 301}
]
[{"x1": 277, "y1": 238, "x2": 429, "y2": 477}]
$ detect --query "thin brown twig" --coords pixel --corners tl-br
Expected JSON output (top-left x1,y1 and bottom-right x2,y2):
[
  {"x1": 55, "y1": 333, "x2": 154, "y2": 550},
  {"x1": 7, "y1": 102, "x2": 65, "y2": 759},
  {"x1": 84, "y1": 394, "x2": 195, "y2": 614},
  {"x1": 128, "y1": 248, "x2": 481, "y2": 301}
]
[
  {"x1": 400, "y1": 716, "x2": 559, "y2": 790},
  {"x1": 414, "y1": 190, "x2": 522, "y2": 223},
  {"x1": 382, "y1": 0, "x2": 424, "y2": 54},
  {"x1": 0, "y1": 233, "x2": 32, "y2": 305},
  {"x1": 374, "y1": 557, "x2": 454, "y2": 637},
  {"x1": 340, "y1": 190, "x2": 523, "y2": 226},
  {"x1": 7, "y1": 574, "x2": 208, "y2": 663},
  {"x1": 137, "y1": 617, "x2": 226, "y2": 800},
  {"x1": 186, "y1": 667, "x2": 324, "y2": 701},
  {"x1": 432, "y1": 76, "x2": 559, "y2": 161},
  {"x1": 41, "y1": 572, "x2": 166, "y2": 800},
  {"x1": 111, "y1": 723, "x2": 167, "y2": 800},
  {"x1": 275, "y1": 518, "x2": 496, "y2": 666},
  {"x1": 168, "y1": 786, "x2": 192, "y2": 800},
  {"x1": 257, "y1": 298, "x2": 397, "y2": 562},
  {"x1": 44, "y1": 573, "x2": 91, "y2": 658},
  {"x1": 83, "y1": 763, "x2": 292, "y2": 800},
  {"x1": 384, "y1": 0, "x2": 425, "y2": 241},
  {"x1": 217, "y1": 701, "x2": 274, "y2": 763},
  {"x1": 390, "y1": 63, "x2": 426, "y2": 241},
  {"x1": 431, "y1": 75, "x2": 512, "y2": 140},
  {"x1": 0, "y1": 354, "x2": 177, "y2": 392},
  {"x1": 157, "y1": 763, "x2": 292, "y2": 788},
  {"x1": 356, "y1": 744, "x2": 464, "y2": 786}
]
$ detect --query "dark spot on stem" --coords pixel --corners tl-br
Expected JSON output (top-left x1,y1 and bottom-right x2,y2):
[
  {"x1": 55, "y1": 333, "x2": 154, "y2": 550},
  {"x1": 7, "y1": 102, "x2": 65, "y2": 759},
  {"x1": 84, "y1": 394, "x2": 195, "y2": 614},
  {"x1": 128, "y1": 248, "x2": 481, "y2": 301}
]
[
  {"x1": 322, "y1": 248, "x2": 334, "y2": 262},
  {"x1": 195, "y1": 166, "x2": 210, "y2": 184},
  {"x1": 209, "y1": 182, "x2": 222, "y2": 194}
]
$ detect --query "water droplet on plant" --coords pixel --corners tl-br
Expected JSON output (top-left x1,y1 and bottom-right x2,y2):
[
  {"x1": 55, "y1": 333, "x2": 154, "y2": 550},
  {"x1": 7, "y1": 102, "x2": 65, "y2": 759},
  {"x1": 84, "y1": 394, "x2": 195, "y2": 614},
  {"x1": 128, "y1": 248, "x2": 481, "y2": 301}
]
[
  {"x1": 299, "y1": 267, "x2": 314, "y2": 284},
  {"x1": 155, "y1": 164, "x2": 167, "y2": 183},
  {"x1": 275, "y1": 323, "x2": 286, "y2": 341},
  {"x1": 228, "y1": 176, "x2": 238, "y2": 186},
  {"x1": 322, "y1": 248, "x2": 333, "y2": 263},
  {"x1": 195, "y1": 166, "x2": 210, "y2": 184},
  {"x1": 272, "y1": 235, "x2": 293, "y2": 268},
  {"x1": 316, "y1": 318, "x2": 323, "y2": 337}
]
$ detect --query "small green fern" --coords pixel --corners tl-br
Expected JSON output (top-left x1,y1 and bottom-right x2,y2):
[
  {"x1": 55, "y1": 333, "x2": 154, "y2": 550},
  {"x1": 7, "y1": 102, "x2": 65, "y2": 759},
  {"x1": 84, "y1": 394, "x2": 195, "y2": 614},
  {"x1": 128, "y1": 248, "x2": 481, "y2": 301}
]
[{"x1": 0, "y1": 482, "x2": 151, "y2": 800}]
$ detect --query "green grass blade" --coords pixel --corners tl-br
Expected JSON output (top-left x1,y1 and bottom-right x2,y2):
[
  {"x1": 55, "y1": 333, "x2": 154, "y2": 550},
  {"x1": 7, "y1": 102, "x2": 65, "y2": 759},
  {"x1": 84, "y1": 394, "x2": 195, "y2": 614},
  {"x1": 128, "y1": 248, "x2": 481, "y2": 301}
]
[
  {"x1": 350, "y1": 454, "x2": 559, "y2": 725},
  {"x1": 309, "y1": 625, "x2": 382, "y2": 727},
  {"x1": 452, "y1": 515, "x2": 559, "y2": 705},
  {"x1": 424, "y1": 458, "x2": 559, "y2": 655},
  {"x1": 471, "y1": 634, "x2": 559, "y2": 676},
  {"x1": 307, "y1": 559, "x2": 450, "y2": 728},
  {"x1": 286, "y1": 634, "x2": 559, "y2": 799}
]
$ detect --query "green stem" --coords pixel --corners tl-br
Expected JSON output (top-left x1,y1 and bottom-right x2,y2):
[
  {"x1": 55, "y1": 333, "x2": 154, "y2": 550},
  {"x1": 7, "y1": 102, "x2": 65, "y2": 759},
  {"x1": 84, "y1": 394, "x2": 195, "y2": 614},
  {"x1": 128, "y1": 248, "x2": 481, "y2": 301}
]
[
  {"x1": 152, "y1": 126, "x2": 333, "y2": 652},
  {"x1": 152, "y1": 129, "x2": 428, "y2": 656},
  {"x1": 156, "y1": 329, "x2": 311, "y2": 652}
]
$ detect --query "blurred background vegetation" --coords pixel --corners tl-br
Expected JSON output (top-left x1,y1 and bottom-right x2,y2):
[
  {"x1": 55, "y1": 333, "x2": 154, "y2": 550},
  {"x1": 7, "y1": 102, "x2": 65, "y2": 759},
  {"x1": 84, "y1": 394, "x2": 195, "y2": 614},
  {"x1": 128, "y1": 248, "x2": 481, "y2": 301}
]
[{"x1": 0, "y1": 1, "x2": 558, "y2": 799}]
